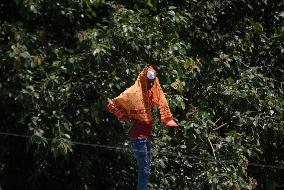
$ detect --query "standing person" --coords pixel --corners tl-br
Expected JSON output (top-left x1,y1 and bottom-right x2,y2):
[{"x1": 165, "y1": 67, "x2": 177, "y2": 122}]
[{"x1": 106, "y1": 66, "x2": 178, "y2": 190}]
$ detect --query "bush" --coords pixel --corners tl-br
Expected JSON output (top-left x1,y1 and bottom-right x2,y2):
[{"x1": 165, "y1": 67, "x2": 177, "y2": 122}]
[{"x1": 0, "y1": 0, "x2": 283, "y2": 189}]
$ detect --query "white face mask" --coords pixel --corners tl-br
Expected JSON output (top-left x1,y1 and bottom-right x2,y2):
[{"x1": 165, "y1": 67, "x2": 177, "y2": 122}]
[{"x1": 146, "y1": 70, "x2": 156, "y2": 80}]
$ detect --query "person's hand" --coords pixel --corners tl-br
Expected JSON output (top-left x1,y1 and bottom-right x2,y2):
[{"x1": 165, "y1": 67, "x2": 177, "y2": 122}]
[{"x1": 165, "y1": 120, "x2": 178, "y2": 127}]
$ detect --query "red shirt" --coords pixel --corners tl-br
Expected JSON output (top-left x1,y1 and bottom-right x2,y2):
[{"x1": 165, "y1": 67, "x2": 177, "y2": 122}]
[{"x1": 128, "y1": 120, "x2": 152, "y2": 139}]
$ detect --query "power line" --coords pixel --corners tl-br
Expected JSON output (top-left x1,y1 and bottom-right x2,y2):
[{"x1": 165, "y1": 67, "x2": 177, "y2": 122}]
[{"x1": 0, "y1": 131, "x2": 284, "y2": 170}]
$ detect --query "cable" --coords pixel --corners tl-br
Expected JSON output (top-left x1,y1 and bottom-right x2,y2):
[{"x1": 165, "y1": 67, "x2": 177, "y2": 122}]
[{"x1": 0, "y1": 131, "x2": 284, "y2": 170}]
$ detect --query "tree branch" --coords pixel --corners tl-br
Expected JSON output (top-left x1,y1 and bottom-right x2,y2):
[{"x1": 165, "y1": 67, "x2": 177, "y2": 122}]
[
  {"x1": 213, "y1": 123, "x2": 228, "y2": 131},
  {"x1": 208, "y1": 137, "x2": 216, "y2": 160}
]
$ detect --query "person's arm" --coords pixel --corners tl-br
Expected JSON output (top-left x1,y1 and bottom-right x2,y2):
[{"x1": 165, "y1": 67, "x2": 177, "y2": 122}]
[{"x1": 151, "y1": 78, "x2": 178, "y2": 133}]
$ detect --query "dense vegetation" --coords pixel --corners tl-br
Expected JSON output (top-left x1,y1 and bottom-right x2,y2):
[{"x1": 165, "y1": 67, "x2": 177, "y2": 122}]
[{"x1": 0, "y1": 0, "x2": 284, "y2": 189}]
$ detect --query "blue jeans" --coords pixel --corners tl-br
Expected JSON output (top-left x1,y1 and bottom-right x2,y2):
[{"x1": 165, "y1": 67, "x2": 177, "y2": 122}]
[{"x1": 130, "y1": 138, "x2": 151, "y2": 190}]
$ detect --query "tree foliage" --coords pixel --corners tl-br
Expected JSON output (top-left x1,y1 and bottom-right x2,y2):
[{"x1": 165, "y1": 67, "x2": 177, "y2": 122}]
[{"x1": 0, "y1": 0, "x2": 284, "y2": 189}]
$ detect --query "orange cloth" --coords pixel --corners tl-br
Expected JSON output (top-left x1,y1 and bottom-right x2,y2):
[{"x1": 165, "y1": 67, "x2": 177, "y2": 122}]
[{"x1": 106, "y1": 66, "x2": 175, "y2": 125}]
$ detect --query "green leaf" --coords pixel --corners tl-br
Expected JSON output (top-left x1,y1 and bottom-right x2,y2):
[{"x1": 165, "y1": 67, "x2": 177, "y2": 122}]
[
  {"x1": 20, "y1": 52, "x2": 31, "y2": 59},
  {"x1": 249, "y1": 18, "x2": 263, "y2": 34},
  {"x1": 147, "y1": 0, "x2": 153, "y2": 8}
]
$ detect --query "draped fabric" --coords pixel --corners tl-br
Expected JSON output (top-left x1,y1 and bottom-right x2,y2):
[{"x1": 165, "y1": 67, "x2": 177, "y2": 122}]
[{"x1": 106, "y1": 66, "x2": 174, "y2": 124}]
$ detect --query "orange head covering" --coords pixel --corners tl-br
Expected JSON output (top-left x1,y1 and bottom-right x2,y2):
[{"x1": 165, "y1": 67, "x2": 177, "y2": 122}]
[{"x1": 106, "y1": 66, "x2": 176, "y2": 125}]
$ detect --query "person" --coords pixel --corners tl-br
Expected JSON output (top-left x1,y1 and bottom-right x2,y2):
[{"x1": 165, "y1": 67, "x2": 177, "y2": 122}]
[{"x1": 106, "y1": 65, "x2": 178, "y2": 190}]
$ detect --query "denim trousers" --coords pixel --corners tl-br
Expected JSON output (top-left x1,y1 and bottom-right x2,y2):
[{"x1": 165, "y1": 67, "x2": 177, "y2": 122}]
[{"x1": 130, "y1": 138, "x2": 151, "y2": 190}]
